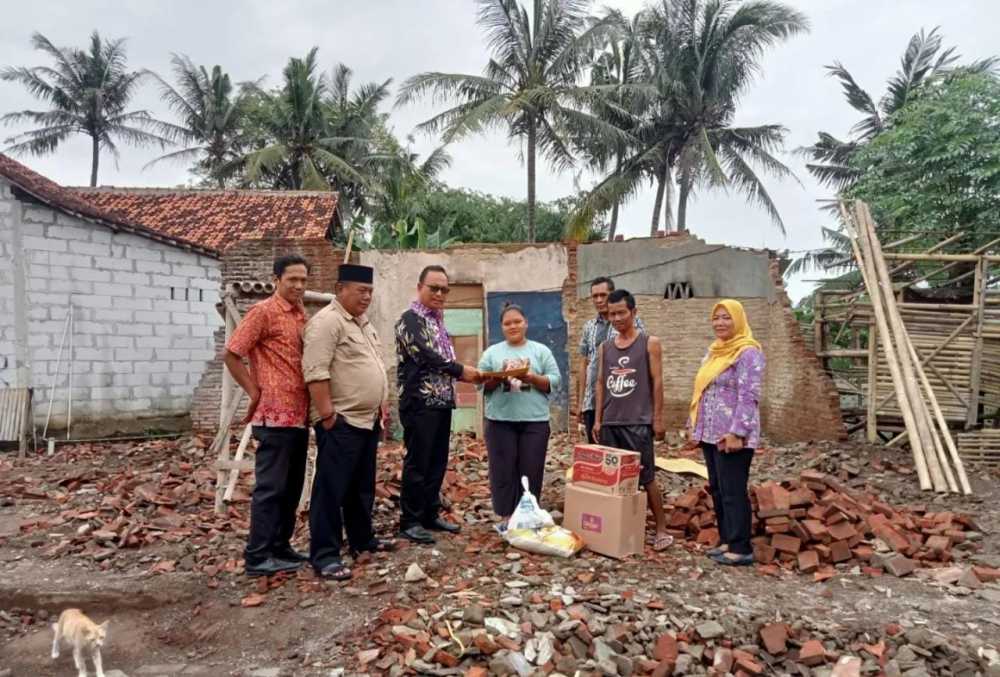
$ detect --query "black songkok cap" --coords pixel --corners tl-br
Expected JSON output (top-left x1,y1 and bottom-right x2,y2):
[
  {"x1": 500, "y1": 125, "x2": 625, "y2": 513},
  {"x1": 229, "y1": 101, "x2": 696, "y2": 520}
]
[{"x1": 338, "y1": 263, "x2": 374, "y2": 284}]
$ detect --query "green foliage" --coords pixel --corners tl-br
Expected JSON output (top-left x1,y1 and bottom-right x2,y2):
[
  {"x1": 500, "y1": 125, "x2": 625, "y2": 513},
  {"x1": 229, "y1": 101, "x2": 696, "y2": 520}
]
[{"x1": 848, "y1": 73, "x2": 1000, "y2": 246}]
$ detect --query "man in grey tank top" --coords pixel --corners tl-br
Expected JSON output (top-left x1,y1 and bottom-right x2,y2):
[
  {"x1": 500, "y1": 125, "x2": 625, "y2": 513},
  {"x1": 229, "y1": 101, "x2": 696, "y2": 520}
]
[{"x1": 592, "y1": 289, "x2": 672, "y2": 552}]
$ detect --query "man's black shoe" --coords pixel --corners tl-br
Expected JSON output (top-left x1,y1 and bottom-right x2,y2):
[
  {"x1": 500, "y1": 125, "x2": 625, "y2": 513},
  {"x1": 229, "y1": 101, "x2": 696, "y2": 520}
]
[
  {"x1": 245, "y1": 557, "x2": 302, "y2": 577},
  {"x1": 399, "y1": 526, "x2": 436, "y2": 544},
  {"x1": 425, "y1": 517, "x2": 461, "y2": 533},
  {"x1": 274, "y1": 546, "x2": 308, "y2": 562}
]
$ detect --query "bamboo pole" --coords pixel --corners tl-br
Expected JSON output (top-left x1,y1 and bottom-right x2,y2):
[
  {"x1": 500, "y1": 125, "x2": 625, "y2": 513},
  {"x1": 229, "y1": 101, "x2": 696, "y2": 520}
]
[
  {"x1": 967, "y1": 260, "x2": 988, "y2": 429},
  {"x1": 857, "y1": 202, "x2": 947, "y2": 492},
  {"x1": 842, "y1": 202, "x2": 933, "y2": 491},
  {"x1": 867, "y1": 321, "x2": 879, "y2": 442}
]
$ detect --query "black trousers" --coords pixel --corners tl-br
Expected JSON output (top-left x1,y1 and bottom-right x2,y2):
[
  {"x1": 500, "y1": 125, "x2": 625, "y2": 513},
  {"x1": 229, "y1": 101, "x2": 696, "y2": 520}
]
[
  {"x1": 309, "y1": 416, "x2": 380, "y2": 568},
  {"x1": 701, "y1": 442, "x2": 755, "y2": 555},
  {"x1": 244, "y1": 426, "x2": 308, "y2": 565},
  {"x1": 399, "y1": 408, "x2": 452, "y2": 530},
  {"x1": 484, "y1": 419, "x2": 551, "y2": 517},
  {"x1": 582, "y1": 410, "x2": 596, "y2": 444}
]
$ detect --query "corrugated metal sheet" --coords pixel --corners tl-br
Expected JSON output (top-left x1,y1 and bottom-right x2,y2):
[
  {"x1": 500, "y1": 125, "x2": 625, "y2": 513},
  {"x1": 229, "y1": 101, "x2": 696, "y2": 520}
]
[{"x1": 0, "y1": 387, "x2": 31, "y2": 447}]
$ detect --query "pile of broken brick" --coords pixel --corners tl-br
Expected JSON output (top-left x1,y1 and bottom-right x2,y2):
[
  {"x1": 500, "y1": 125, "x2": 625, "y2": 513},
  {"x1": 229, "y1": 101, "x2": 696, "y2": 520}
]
[{"x1": 663, "y1": 469, "x2": 993, "y2": 581}]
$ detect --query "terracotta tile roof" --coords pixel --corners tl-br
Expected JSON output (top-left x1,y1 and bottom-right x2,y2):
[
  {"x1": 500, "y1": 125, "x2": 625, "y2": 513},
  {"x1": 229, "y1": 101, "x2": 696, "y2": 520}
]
[
  {"x1": 70, "y1": 187, "x2": 338, "y2": 252},
  {"x1": 0, "y1": 154, "x2": 217, "y2": 257}
]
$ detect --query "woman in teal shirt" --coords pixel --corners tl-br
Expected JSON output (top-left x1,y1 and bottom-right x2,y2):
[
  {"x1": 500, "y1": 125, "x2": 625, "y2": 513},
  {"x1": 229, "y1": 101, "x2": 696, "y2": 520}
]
[{"x1": 479, "y1": 303, "x2": 561, "y2": 523}]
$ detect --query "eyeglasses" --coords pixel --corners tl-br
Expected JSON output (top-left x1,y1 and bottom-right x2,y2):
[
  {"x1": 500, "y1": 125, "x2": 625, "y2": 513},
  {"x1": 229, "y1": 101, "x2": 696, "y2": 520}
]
[{"x1": 424, "y1": 284, "x2": 450, "y2": 296}]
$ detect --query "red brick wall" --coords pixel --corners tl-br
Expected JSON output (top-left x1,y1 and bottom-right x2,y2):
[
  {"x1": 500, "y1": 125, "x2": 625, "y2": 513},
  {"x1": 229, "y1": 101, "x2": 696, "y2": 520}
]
[{"x1": 190, "y1": 238, "x2": 349, "y2": 430}]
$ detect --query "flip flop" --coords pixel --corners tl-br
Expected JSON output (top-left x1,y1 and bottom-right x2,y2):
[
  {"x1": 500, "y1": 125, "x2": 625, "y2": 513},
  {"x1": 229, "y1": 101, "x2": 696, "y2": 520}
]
[
  {"x1": 705, "y1": 545, "x2": 728, "y2": 557},
  {"x1": 711, "y1": 552, "x2": 754, "y2": 566}
]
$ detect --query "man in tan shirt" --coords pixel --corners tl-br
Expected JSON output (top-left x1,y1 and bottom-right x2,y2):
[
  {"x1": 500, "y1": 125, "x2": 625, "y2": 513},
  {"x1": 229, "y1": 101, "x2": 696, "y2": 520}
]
[{"x1": 302, "y1": 263, "x2": 394, "y2": 580}]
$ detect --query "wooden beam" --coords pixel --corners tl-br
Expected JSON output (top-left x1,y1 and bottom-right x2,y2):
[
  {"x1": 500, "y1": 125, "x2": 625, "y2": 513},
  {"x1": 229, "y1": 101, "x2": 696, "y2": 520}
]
[
  {"x1": 968, "y1": 260, "x2": 988, "y2": 429},
  {"x1": 867, "y1": 321, "x2": 879, "y2": 443}
]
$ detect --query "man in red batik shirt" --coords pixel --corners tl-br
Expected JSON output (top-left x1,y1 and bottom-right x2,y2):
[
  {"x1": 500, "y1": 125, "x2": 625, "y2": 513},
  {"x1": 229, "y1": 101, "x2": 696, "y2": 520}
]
[{"x1": 224, "y1": 255, "x2": 310, "y2": 577}]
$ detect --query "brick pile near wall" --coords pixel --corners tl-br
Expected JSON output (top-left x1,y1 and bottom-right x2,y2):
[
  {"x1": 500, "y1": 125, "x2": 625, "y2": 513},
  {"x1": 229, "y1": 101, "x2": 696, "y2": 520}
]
[
  {"x1": 190, "y1": 238, "x2": 347, "y2": 430},
  {"x1": 566, "y1": 243, "x2": 844, "y2": 444}
]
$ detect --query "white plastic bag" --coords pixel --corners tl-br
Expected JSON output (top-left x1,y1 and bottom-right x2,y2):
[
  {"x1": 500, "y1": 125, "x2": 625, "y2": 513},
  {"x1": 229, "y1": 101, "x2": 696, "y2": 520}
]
[
  {"x1": 504, "y1": 477, "x2": 584, "y2": 558},
  {"x1": 506, "y1": 477, "x2": 554, "y2": 531}
]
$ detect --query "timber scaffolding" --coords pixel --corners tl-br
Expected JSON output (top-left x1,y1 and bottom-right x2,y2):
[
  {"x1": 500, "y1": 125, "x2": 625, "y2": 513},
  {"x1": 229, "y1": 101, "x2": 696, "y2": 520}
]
[{"x1": 813, "y1": 212, "x2": 1000, "y2": 472}]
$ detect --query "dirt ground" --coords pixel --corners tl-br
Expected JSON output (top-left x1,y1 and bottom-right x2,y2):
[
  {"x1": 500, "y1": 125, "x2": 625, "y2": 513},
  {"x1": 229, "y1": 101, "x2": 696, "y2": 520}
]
[{"x1": 1, "y1": 434, "x2": 998, "y2": 677}]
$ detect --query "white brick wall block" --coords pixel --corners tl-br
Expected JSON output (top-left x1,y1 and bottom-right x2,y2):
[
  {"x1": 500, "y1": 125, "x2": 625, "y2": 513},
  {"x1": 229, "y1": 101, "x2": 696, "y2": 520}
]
[
  {"x1": 113, "y1": 271, "x2": 150, "y2": 285},
  {"x1": 46, "y1": 224, "x2": 93, "y2": 241},
  {"x1": 112, "y1": 297, "x2": 152, "y2": 311},
  {"x1": 94, "y1": 309, "x2": 133, "y2": 322},
  {"x1": 69, "y1": 267, "x2": 111, "y2": 283},
  {"x1": 114, "y1": 373, "x2": 150, "y2": 387},
  {"x1": 171, "y1": 263, "x2": 207, "y2": 279},
  {"x1": 93, "y1": 282, "x2": 134, "y2": 297},
  {"x1": 151, "y1": 274, "x2": 187, "y2": 288},
  {"x1": 108, "y1": 361, "x2": 133, "y2": 374},
  {"x1": 134, "y1": 286, "x2": 171, "y2": 299},
  {"x1": 190, "y1": 277, "x2": 222, "y2": 291},
  {"x1": 93, "y1": 256, "x2": 134, "y2": 272},
  {"x1": 72, "y1": 242, "x2": 113, "y2": 257},
  {"x1": 28, "y1": 292, "x2": 69, "y2": 306},
  {"x1": 150, "y1": 372, "x2": 189, "y2": 386},
  {"x1": 135, "y1": 260, "x2": 172, "y2": 274},
  {"x1": 159, "y1": 324, "x2": 191, "y2": 337},
  {"x1": 74, "y1": 295, "x2": 113, "y2": 309},
  {"x1": 116, "y1": 323, "x2": 153, "y2": 336},
  {"x1": 22, "y1": 235, "x2": 67, "y2": 252},
  {"x1": 156, "y1": 348, "x2": 189, "y2": 361},
  {"x1": 136, "y1": 336, "x2": 171, "y2": 348},
  {"x1": 50, "y1": 252, "x2": 87, "y2": 267},
  {"x1": 97, "y1": 336, "x2": 134, "y2": 348},
  {"x1": 134, "y1": 362, "x2": 171, "y2": 374},
  {"x1": 114, "y1": 398, "x2": 153, "y2": 412},
  {"x1": 125, "y1": 246, "x2": 163, "y2": 262},
  {"x1": 171, "y1": 312, "x2": 204, "y2": 325},
  {"x1": 91, "y1": 386, "x2": 132, "y2": 400},
  {"x1": 132, "y1": 385, "x2": 168, "y2": 399},
  {"x1": 24, "y1": 207, "x2": 54, "y2": 223}
]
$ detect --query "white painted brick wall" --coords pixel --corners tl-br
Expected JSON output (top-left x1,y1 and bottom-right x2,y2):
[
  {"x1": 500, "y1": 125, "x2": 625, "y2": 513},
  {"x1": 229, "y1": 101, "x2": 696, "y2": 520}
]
[{"x1": 0, "y1": 183, "x2": 222, "y2": 426}]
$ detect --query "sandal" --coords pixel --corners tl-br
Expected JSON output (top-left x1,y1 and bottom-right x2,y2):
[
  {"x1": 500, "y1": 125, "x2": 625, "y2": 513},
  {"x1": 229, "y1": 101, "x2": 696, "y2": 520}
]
[
  {"x1": 315, "y1": 561, "x2": 353, "y2": 580},
  {"x1": 706, "y1": 544, "x2": 728, "y2": 557},
  {"x1": 351, "y1": 538, "x2": 396, "y2": 558},
  {"x1": 652, "y1": 533, "x2": 674, "y2": 552}
]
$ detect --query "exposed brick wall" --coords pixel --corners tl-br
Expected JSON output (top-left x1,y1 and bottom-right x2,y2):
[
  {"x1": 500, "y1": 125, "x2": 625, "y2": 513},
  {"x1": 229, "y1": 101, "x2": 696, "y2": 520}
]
[
  {"x1": 566, "y1": 243, "x2": 844, "y2": 444},
  {"x1": 190, "y1": 238, "x2": 348, "y2": 430}
]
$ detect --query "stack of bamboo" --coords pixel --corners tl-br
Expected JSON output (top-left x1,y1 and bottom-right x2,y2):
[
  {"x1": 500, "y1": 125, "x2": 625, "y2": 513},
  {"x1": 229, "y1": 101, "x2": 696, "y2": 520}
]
[{"x1": 842, "y1": 201, "x2": 972, "y2": 495}]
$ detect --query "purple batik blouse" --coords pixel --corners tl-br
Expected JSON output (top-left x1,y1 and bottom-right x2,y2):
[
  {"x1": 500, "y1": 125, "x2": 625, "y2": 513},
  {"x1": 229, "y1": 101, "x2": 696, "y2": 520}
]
[{"x1": 691, "y1": 347, "x2": 766, "y2": 449}]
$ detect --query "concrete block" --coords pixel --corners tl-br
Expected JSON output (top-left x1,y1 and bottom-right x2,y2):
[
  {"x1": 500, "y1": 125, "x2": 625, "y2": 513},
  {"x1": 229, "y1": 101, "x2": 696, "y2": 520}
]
[
  {"x1": 159, "y1": 324, "x2": 191, "y2": 336},
  {"x1": 22, "y1": 235, "x2": 67, "y2": 252},
  {"x1": 73, "y1": 347, "x2": 114, "y2": 361},
  {"x1": 113, "y1": 271, "x2": 149, "y2": 286},
  {"x1": 27, "y1": 332, "x2": 51, "y2": 347},
  {"x1": 107, "y1": 361, "x2": 134, "y2": 374},
  {"x1": 132, "y1": 385, "x2": 168, "y2": 399},
  {"x1": 171, "y1": 263, "x2": 207, "y2": 279},
  {"x1": 69, "y1": 267, "x2": 112, "y2": 283},
  {"x1": 112, "y1": 297, "x2": 152, "y2": 311},
  {"x1": 125, "y1": 246, "x2": 163, "y2": 262},
  {"x1": 163, "y1": 249, "x2": 198, "y2": 264},
  {"x1": 27, "y1": 277, "x2": 47, "y2": 292},
  {"x1": 159, "y1": 300, "x2": 192, "y2": 313},
  {"x1": 134, "y1": 361, "x2": 171, "y2": 374},
  {"x1": 172, "y1": 337, "x2": 214, "y2": 350},
  {"x1": 93, "y1": 282, "x2": 134, "y2": 298},
  {"x1": 28, "y1": 306, "x2": 49, "y2": 320},
  {"x1": 136, "y1": 336, "x2": 171, "y2": 348},
  {"x1": 190, "y1": 325, "x2": 217, "y2": 337},
  {"x1": 23, "y1": 207, "x2": 55, "y2": 223},
  {"x1": 49, "y1": 252, "x2": 87, "y2": 267},
  {"x1": 93, "y1": 255, "x2": 135, "y2": 272},
  {"x1": 113, "y1": 373, "x2": 150, "y2": 387},
  {"x1": 151, "y1": 274, "x2": 187, "y2": 288},
  {"x1": 97, "y1": 336, "x2": 133, "y2": 348},
  {"x1": 74, "y1": 372, "x2": 114, "y2": 388},
  {"x1": 155, "y1": 349, "x2": 189, "y2": 361},
  {"x1": 114, "y1": 397, "x2": 152, "y2": 412},
  {"x1": 46, "y1": 224, "x2": 93, "y2": 241},
  {"x1": 188, "y1": 301, "x2": 217, "y2": 316},
  {"x1": 136, "y1": 260, "x2": 172, "y2": 275},
  {"x1": 115, "y1": 348, "x2": 152, "y2": 361},
  {"x1": 91, "y1": 386, "x2": 132, "y2": 400},
  {"x1": 48, "y1": 279, "x2": 92, "y2": 294},
  {"x1": 190, "y1": 277, "x2": 222, "y2": 291},
  {"x1": 26, "y1": 250, "x2": 48, "y2": 265},
  {"x1": 116, "y1": 323, "x2": 153, "y2": 337},
  {"x1": 172, "y1": 312, "x2": 204, "y2": 325},
  {"x1": 74, "y1": 295, "x2": 113, "y2": 309},
  {"x1": 168, "y1": 384, "x2": 194, "y2": 397},
  {"x1": 92, "y1": 310, "x2": 133, "y2": 324},
  {"x1": 74, "y1": 321, "x2": 108, "y2": 335},
  {"x1": 134, "y1": 285, "x2": 171, "y2": 299},
  {"x1": 151, "y1": 372, "x2": 189, "y2": 386},
  {"x1": 171, "y1": 360, "x2": 204, "y2": 373},
  {"x1": 72, "y1": 242, "x2": 113, "y2": 257},
  {"x1": 28, "y1": 291, "x2": 70, "y2": 306},
  {"x1": 90, "y1": 228, "x2": 112, "y2": 243}
]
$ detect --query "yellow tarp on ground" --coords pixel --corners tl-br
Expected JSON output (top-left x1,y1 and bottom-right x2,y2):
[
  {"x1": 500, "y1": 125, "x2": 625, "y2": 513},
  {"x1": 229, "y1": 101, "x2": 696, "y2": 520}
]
[{"x1": 564, "y1": 456, "x2": 708, "y2": 481}]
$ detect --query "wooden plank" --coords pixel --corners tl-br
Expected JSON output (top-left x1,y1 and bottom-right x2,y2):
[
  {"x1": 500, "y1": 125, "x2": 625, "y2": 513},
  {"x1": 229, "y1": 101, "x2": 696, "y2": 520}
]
[
  {"x1": 447, "y1": 284, "x2": 484, "y2": 309},
  {"x1": 968, "y1": 261, "x2": 988, "y2": 428}
]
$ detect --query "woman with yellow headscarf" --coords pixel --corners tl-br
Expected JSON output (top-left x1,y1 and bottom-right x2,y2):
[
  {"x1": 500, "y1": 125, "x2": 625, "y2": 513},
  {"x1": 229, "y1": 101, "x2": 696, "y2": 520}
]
[{"x1": 688, "y1": 300, "x2": 765, "y2": 566}]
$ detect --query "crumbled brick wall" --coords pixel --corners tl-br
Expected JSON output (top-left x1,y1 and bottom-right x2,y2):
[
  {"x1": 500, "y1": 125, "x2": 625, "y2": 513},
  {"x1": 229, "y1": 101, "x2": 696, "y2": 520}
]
[
  {"x1": 190, "y1": 238, "x2": 347, "y2": 430},
  {"x1": 566, "y1": 244, "x2": 844, "y2": 444}
]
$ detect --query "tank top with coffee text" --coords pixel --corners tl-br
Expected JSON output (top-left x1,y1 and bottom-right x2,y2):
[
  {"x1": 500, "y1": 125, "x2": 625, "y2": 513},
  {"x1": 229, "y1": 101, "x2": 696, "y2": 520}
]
[{"x1": 600, "y1": 333, "x2": 652, "y2": 425}]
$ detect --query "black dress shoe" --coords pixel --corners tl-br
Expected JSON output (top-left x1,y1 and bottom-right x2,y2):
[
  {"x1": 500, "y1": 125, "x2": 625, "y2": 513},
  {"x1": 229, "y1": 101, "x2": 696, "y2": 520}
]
[
  {"x1": 245, "y1": 557, "x2": 302, "y2": 577},
  {"x1": 399, "y1": 525, "x2": 436, "y2": 544},
  {"x1": 274, "y1": 546, "x2": 308, "y2": 562},
  {"x1": 425, "y1": 517, "x2": 461, "y2": 533}
]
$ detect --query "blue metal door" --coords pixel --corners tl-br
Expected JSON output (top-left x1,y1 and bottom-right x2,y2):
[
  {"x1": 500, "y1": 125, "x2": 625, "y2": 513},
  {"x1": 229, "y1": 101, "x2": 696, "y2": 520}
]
[{"x1": 486, "y1": 291, "x2": 569, "y2": 430}]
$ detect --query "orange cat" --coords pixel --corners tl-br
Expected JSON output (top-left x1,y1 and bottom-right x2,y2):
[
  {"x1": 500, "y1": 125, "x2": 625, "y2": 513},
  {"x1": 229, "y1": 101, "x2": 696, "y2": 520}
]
[{"x1": 51, "y1": 608, "x2": 108, "y2": 677}]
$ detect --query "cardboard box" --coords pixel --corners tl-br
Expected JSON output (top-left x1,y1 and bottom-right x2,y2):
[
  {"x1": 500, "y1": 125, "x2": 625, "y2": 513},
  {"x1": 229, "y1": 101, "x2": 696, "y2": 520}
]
[
  {"x1": 571, "y1": 444, "x2": 641, "y2": 496},
  {"x1": 564, "y1": 483, "x2": 647, "y2": 559}
]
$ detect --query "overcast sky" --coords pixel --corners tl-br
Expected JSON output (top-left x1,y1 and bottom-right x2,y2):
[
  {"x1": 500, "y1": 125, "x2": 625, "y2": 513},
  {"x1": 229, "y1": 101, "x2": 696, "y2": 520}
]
[{"x1": 2, "y1": 1, "x2": 997, "y2": 301}]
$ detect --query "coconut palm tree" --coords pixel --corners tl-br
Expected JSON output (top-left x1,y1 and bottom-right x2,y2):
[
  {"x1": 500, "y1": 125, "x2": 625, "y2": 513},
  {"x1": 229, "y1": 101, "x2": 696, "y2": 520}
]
[
  {"x1": 147, "y1": 54, "x2": 255, "y2": 188},
  {"x1": 396, "y1": 0, "x2": 623, "y2": 242},
  {"x1": 230, "y1": 50, "x2": 389, "y2": 233},
  {"x1": 1, "y1": 31, "x2": 176, "y2": 186},
  {"x1": 800, "y1": 27, "x2": 998, "y2": 192},
  {"x1": 573, "y1": 0, "x2": 807, "y2": 236}
]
